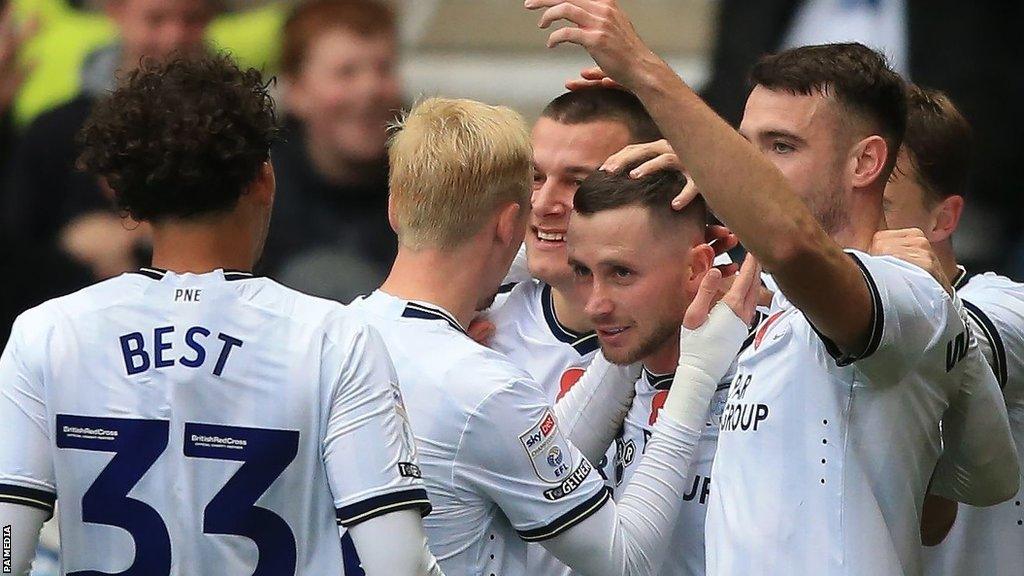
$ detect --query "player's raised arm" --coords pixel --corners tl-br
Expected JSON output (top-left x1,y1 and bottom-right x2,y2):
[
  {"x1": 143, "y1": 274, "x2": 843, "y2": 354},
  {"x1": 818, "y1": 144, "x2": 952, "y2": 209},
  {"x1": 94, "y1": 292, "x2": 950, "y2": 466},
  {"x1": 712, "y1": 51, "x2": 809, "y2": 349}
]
[{"x1": 524, "y1": 0, "x2": 876, "y2": 357}]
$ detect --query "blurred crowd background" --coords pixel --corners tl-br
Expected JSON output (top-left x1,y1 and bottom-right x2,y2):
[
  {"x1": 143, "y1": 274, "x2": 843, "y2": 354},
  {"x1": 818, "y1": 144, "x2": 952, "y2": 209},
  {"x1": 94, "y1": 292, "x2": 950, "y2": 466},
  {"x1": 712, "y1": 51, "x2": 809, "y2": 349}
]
[{"x1": 1, "y1": 0, "x2": 1021, "y2": 358}]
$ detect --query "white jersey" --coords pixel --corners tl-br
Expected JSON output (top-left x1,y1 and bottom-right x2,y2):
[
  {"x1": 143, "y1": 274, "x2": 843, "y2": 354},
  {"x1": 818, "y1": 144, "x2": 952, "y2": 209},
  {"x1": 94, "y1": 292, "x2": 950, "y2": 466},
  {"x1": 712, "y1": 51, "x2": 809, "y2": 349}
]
[
  {"x1": 924, "y1": 270, "x2": 1024, "y2": 576},
  {"x1": 706, "y1": 251, "x2": 970, "y2": 576},
  {"x1": 0, "y1": 269, "x2": 428, "y2": 576},
  {"x1": 489, "y1": 279, "x2": 600, "y2": 576},
  {"x1": 490, "y1": 280, "x2": 600, "y2": 404},
  {"x1": 352, "y1": 290, "x2": 609, "y2": 576},
  {"x1": 606, "y1": 367, "x2": 731, "y2": 576}
]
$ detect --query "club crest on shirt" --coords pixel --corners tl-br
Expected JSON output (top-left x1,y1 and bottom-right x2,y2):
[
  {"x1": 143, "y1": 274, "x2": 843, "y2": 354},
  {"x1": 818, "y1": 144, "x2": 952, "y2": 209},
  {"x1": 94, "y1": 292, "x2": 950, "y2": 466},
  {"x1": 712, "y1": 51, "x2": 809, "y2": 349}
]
[{"x1": 519, "y1": 410, "x2": 574, "y2": 483}]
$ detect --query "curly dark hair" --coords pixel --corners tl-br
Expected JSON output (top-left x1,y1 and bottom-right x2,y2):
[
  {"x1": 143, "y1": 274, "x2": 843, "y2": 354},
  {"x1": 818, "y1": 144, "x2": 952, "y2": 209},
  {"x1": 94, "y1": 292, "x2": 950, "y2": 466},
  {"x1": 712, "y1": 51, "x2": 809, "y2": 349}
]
[{"x1": 78, "y1": 53, "x2": 281, "y2": 222}]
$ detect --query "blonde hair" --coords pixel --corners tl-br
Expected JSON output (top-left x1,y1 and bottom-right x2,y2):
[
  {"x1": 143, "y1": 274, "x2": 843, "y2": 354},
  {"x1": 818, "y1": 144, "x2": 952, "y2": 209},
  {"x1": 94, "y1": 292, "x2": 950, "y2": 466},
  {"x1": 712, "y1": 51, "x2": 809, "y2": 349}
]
[{"x1": 388, "y1": 97, "x2": 532, "y2": 250}]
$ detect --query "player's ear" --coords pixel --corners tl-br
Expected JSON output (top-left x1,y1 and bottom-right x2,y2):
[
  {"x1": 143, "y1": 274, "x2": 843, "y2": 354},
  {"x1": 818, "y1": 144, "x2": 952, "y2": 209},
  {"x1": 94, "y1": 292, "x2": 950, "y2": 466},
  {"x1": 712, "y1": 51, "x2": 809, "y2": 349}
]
[
  {"x1": 930, "y1": 195, "x2": 964, "y2": 243},
  {"x1": 685, "y1": 242, "x2": 715, "y2": 290},
  {"x1": 495, "y1": 202, "x2": 523, "y2": 248},
  {"x1": 387, "y1": 193, "x2": 400, "y2": 234},
  {"x1": 851, "y1": 135, "x2": 889, "y2": 190},
  {"x1": 248, "y1": 160, "x2": 275, "y2": 207}
]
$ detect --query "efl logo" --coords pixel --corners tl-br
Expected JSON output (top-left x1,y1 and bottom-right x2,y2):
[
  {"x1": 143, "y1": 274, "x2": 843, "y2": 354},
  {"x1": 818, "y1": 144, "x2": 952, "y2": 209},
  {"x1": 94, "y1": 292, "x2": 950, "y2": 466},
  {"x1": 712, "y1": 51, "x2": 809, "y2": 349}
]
[{"x1": 3, "y1": 524, "x2": 11, "y2": 574}]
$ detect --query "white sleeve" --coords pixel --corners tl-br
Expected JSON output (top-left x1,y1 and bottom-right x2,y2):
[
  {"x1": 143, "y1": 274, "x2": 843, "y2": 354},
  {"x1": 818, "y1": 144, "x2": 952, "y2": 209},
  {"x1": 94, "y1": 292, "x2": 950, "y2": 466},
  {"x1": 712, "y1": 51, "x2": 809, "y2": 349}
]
[
  {"x1": 0, "y1": 502, "x2": 48, "y2": 576},
  {"x1": 553, "y1": 352, "x2": 640, "y2": 464},
  {"x1": 814, "y1": 252, "x2": 964, "y2": 383},
  {"x1": 930, "y1": 296, "x2": 1020, "y2": 506},
  {"x1": 960, "y1": 275, "x2": 1024, "y2": 390},
  {"x1": 322, "y1": 318, "x2": 431, "y2": 528},
  {"x1": 346, "y1": 509, "x2": 444, "y2": 576},
  {"x1": 0, "y1": 314, "x2": 57, "y2": 518},
  {"x1": 456, "y1": 380, "x2": 612, "y2": 542},
  {"x1": 540, "y1": 304, "x2": 750, "y2": 576}
]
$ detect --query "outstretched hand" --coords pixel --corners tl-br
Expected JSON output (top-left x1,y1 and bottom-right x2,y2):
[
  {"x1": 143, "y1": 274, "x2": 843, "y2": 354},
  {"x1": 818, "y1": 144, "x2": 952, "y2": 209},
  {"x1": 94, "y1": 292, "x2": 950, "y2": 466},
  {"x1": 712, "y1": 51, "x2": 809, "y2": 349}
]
[{"x1": 525, "y1": 0, "x2": 660, "y2": 90}]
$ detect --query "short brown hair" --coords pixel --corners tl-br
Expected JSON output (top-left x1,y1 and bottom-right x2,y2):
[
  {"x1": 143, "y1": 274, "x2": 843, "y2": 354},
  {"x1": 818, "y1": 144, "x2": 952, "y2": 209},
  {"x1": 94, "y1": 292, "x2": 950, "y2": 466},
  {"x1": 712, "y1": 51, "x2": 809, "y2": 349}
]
[
  {"x1": 281, "y1": 0, "x2": 395, "y2": 77},
  {"x1": 574, "y1": 162, "x2": 706, "y2": 235},
  {"x1": 897, "y1": 84, "x2": 973, "y2": 202},
  {"x1": 751, "y1": 43, "x2": 907, "y2": 178},
  {"x1": 388, "y1": 98, "x2": 532, "y2": 250},
  {"x1": 541, "y1": 88, "x2": 662, "y2": 144}
]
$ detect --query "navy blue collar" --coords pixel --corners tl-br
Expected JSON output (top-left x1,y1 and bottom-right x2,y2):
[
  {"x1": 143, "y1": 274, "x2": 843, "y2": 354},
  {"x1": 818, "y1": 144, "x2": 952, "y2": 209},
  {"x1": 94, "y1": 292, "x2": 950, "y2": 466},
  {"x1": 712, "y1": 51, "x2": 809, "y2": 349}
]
[
  {"x1": 401, "y1": 301, "x2": 469, "y2": 336},
  {"x1": 134, "y1": 267, "x2": 256, "y2": 281},
  {"x1": 540, "y1": 283, "x2": 599, "y2": 355},
  {"x1": 642, "y1": 367, "x2": 674, "y2": 390}
]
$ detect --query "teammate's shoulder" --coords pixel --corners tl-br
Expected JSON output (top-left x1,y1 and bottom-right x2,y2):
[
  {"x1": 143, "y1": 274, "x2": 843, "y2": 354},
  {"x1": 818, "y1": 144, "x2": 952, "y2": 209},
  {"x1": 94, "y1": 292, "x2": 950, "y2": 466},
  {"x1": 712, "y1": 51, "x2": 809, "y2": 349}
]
[
  {"x1": 848, "y1": 249, "x2": 953, "y2": 298},
  {"x1": 961, "y1": 271, "x2": 1024, "y2": 301}
]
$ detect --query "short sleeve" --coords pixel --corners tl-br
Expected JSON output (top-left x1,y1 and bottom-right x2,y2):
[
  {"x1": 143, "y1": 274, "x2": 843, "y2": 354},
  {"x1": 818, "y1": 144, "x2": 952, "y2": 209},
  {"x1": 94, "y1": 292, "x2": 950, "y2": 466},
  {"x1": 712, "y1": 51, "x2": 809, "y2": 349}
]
[
  {"x1": 454, "y1": 379, "x2": 610, "y2": 542},
  {"x1": 961, "y1": 275, "x2": 1024, "y2": 389},
  {"x1": 322, "y1": 317, "x2": 430, "y2": 528},
  {"x1": 819, "y1": 252, "x2": 966, "y2": 383},
  {"x1": 0, "y1": 313, "x2": 57, "y2": 517}
]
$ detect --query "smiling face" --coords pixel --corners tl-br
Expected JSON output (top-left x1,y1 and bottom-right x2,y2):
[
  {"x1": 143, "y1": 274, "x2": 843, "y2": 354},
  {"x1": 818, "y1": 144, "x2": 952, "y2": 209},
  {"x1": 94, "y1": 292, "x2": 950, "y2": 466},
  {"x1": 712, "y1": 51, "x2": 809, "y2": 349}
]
[
  {"x1": 739, "y1": 85, "x2": 853, "y2": 236},
  {"x1": 567, "y1": 205, "x2": 708, "y2": 365},
  {"x1": 528, "y1": 117, "x2": 634, "y2": 289},
  {"x1": 288, "y1": 28, "x2": 401, "y2": 165}
]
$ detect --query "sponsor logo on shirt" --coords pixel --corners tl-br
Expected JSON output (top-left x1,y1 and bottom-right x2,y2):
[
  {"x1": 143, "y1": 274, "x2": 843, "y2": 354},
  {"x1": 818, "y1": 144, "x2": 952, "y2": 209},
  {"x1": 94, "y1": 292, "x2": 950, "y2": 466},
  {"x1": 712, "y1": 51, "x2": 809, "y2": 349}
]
[
  {"x1": 721, "y1": 373, "x2": 770, "y2": 433},
  {"x1": 398, "y1": 462, "x2": 422, "y2": 479},
  {"x1": 543, "y1": 460, "x2": 593, "y2": 500},
  {"x1": 520, "y1": 410, "x2": 574, "y2": 483}
]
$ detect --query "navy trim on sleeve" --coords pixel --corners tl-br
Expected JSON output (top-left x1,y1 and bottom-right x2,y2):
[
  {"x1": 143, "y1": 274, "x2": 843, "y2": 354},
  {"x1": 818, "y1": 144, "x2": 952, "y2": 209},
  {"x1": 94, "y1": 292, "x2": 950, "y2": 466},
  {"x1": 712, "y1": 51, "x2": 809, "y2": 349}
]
[
  {"x1": 517, "y1": 486, "x2": 611, "y2": 542},
  {"x1": 0, "y1": 483, "x2": 56, "y2": 515},
  {"x1": 498, "y1": 282, "x2": 518, "y2": 295},
  {"x1": 335, "y1": 488, "x2": 432, "y2": 528},
  {"x1": 810, "y1": 253, "x2": 885, "y2": 367},
  {"x1": 962, "y1": 299, "x2": 1008, "y2": 388}
]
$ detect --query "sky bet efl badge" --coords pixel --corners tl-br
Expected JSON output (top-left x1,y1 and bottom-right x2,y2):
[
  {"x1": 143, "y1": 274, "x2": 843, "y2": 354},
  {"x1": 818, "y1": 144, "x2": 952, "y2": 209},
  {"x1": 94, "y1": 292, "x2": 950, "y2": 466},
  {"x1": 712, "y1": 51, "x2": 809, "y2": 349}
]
[{"x1": 520, "y1": 410, "x2": 574, "y2": 483}]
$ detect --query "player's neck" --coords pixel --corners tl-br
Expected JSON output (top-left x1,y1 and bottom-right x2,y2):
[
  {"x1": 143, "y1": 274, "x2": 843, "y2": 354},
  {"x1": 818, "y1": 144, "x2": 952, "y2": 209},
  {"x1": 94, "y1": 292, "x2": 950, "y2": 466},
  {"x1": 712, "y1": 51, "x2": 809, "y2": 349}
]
[
  {"x1": 549, "y1": 284, "x2": 592, "y2": 334},
  {"x1": 380, "y1": 247, "x2": 486, "y2": 330},
  {"x1": 642, "y1": 330, "x2": 680, "y2": 375},
  {"x1": 833, "y1": 192, "x2": 884, "y2": 252},
  {"x1": 150, "y1": 218, "x2": 257, "y2": 274},
  {"x1": 933, "y1": 239, "x2": 960, "y2": 283}
]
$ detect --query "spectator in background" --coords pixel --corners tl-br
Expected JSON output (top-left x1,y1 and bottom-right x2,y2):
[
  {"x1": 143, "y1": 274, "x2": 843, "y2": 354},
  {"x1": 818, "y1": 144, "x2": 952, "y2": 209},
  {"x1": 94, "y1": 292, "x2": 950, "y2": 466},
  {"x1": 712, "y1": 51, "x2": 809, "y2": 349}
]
[
  {"x1": 0, "y1": 2, "x2": 34, "y2": 163},
  {"x1": 260, "y1": 0, "x2": 402, "y2": 301},
  {"x1": 1, "y1": 0, "x2": 216, "y2": 284},
  {"x1": 701, "y1": 0, "x2": 1024, "y2": 277}
]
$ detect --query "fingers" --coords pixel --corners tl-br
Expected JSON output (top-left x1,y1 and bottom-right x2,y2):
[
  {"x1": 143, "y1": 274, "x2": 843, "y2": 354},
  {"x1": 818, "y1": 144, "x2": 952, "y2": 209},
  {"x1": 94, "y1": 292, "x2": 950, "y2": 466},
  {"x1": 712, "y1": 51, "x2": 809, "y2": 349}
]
[
  {"x1": 629, "y1": 154, "x2": 683, "y2": 179},
  {"x1": 467, "y1": 318, "x2": 497, "y2": 346},
  {"x1": 537, "y1": 2, "x2": 599, "y2": 29},
  {"x1": 671, "y1": 180, "x2": 701, "y2": 211},
  {"x1": 721, "y1": 256, "x2": 761, "y2": 324},
  {"x1": 714, "y1": 262, "x2": 739, "y2": 277},
  {"x1": 566, "y1": 76, "x2": 623, "y2": 91},
  {"x1": 601, "y1": 139, "x2": 672, "y2": 172},
  {"x1": 683, "y1": 268, "x2": 722, "y2": 330},
  {"x1": 580, "y1": 66, "x2": 608, "y2": 80},
  {"x1": 546, "y1": 26, "x2": 596, "y2": 49},
  {"x1": 707, "y1": 225, "x2": 738, "y2": 255}
]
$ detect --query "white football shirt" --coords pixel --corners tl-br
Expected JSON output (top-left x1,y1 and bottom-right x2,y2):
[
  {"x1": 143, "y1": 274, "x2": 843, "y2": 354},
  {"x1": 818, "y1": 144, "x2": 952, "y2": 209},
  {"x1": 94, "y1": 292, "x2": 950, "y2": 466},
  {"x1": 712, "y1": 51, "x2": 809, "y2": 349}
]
[
  {"x1": 606, "y1": 367, "x2": 731, "y2": 576},
  {"x1": 0, "y1": 268, "x2": 428, "y2": 576},
  {"x1": 488, "y1": 279, "x2": 600, "y2": 576},
  {"x1": 706, "y1": 251, "x2": 971, "y2": 576},
  {"x1": 923, "y1": 270, "x2": 1024, "y2": 576},
  {"x1": 353, "y1": 290, "x2": 610, "y2": 576}
]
